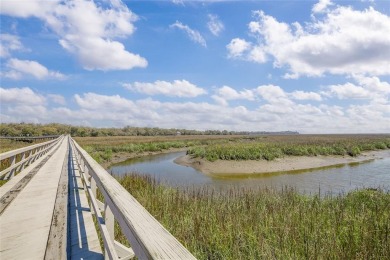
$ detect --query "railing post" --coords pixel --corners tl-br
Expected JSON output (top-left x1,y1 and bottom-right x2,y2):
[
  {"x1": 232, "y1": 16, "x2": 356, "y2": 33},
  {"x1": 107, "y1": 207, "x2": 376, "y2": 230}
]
[
  {"x1": 91, "y1": 178, "x2": 97, "y2": 200},
  {"x1": 104, "y1": 203, "x2": 115, "y2": 259},
  {"x1": 31, "y1": 148, "x2": 38, "y2": 163},
  {"x1": 8, "y1": 155, "x2": 16, "y2": 179},
  {"x1": 17, "y1": 152, "x2": 26, "y2": 172},
  {"x1": 80, "y1": 157, "x2": 85, "y2": 174}
]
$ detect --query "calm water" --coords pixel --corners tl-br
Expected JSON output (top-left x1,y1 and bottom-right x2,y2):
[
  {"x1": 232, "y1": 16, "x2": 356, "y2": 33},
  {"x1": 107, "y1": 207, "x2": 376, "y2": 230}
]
[{"x1": 109, "y1": 151, "x2": 390, "y2": 195}]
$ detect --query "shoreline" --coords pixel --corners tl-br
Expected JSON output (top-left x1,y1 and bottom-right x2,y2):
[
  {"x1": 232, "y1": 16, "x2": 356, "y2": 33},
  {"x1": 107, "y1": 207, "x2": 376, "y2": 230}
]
[
  {"x1": 102, "y1": 147, "x2": 188, "y2": 169},
  {"x1": 174, "y1": 149, "x2": 390, "y2": 177}
]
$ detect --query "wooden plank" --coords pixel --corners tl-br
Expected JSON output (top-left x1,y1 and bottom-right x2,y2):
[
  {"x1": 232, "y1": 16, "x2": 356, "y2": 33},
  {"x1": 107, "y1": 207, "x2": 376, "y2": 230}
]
[
  {"x1": 68, "y1": 146, "x2": 103, "y2": 259},
  {"x1": 114, "y1": 241, "x2": 135, "y2": 260},
  {"x1": 44, "y1": 142, "x2": 69, "y2": 260},
  {"x1": 72, "y1": 139, "x2": 197, "y2": 259},
  {"x1": 0, "y1": 142, "x2": 62, "y2": 214},
  {"x1": 0, "y1": 136, "x2": 68, "y2": 259},
  {"x1": 0, "y1": 138, "x2": 63, "y2": 199},
  {"x1": 70, "y1": 143, "x2": 118, "y2": 259}
]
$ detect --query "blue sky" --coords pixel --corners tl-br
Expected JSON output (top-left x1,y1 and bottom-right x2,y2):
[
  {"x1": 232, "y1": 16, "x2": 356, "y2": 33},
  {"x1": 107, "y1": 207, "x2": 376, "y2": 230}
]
[{"x1": 1, "y1": 0, "x2": 389, "y2": 133}]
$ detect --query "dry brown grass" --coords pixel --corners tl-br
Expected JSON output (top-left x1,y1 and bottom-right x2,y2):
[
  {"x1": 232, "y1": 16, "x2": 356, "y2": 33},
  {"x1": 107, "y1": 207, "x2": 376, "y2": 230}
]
[
  {"x1": 0, "y1": 139, "x2": 47, "y2": 153},
  {"x1": 74, "y1": 135, "x2": 244, "y2": 146}
]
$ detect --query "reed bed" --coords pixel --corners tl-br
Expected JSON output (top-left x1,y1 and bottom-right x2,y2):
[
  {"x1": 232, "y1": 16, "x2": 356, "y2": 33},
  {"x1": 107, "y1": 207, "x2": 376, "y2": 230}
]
[
  {"x1": 75, "y1": 136, "x2": 238, "y2": 163},
  {"x1": 187, "y1": 135, "x2": 390, "y2": 161},
  {"x1": 116, "y1": 174, "x2": 390, "y2": 259}
]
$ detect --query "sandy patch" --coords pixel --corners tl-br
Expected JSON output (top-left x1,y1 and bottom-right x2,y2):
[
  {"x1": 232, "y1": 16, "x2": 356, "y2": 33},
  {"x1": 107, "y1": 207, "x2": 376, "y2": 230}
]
[{"x1": 174, "y1": 150, "x2": 390, "y2": 177}]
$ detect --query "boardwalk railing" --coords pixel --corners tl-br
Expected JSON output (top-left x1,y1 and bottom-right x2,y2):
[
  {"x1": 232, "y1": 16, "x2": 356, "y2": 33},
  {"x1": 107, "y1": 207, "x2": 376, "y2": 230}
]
[
  {"x1": 0, "y1": 135, "x2": 63, "y2": 180},
  {"x1": 70, "y1": 138, "x2": 197, "y2": 260},
  {"x1": 0, "y1": 135, "x2": 60, "y2": 143}
]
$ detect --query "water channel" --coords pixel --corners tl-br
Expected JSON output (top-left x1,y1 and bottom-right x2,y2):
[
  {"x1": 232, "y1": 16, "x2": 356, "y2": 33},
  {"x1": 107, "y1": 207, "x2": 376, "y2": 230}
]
[{"x1": 109, "y1": 151, "x2": 390, "y2": 196}]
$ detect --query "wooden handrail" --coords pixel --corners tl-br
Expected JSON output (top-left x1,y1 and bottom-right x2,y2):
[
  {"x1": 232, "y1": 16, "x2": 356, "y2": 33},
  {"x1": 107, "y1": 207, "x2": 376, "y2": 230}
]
[
  {"x1": 70, "y1": 138, "x2": 197, "y2": 260},
  {"x1": 0, "y1": 137, "x2": 61, "y2": 160},
  {"x1": 0, "y1": 135, "x2": 60, "y2": 140},
  {"x1": 0, "y1": 136, "x2": 64, "y2": 180}
]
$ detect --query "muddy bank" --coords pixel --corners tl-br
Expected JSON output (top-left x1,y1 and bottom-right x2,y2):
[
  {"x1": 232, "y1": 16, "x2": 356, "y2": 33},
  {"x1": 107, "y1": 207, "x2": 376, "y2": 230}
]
[{"x1": 174, "y1": 150, "x2": 390, "y2": 177}]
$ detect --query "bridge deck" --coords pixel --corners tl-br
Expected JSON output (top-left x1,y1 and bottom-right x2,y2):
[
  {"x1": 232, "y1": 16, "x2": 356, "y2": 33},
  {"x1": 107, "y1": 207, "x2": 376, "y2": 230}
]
[
  {"x1": 0, "y1": 136, "x2": 102, "y2": 259},
  {"x1": 68, "y1": 145, "x2": 103, "y2": 259}
]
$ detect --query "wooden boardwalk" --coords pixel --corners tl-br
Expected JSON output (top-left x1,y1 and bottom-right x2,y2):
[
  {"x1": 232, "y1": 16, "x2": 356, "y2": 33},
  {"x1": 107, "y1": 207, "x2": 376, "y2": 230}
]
[
  {"x1": 68, "y1": 144, "x2": 103, "y2": 259},
  {"x1": 0, "y1": 135, "x2": 196, "y2": 259},
  {"x1": 0, "y1": 136, "x2": 102, "y2": 259}
]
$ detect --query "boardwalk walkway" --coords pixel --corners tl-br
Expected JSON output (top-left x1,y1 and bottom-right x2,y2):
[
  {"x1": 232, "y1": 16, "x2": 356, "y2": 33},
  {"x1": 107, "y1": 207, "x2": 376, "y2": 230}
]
[
  {"x1": 0, "y1": 135, "x2": 196, "y2": 259},
  {"x1": 0, "y1": 136, "x2": 102, "y2": 259}
]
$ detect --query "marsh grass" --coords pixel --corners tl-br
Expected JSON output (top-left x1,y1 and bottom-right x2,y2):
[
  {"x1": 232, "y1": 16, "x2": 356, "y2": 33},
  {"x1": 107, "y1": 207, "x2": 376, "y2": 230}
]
[
  {"x1": 187, "y1": 135, "x2": 390, "y2": 161},
  {"x1": 75, "y1": 135, "x2": 239, "y2": 163},
  {"x1": 115, "y1": 174, "x2": 390, "y2": 259},
  {"x1": 76, "y1": 135, "x2": 390, "y2": 164},
  {"x1": 0, "y1": 139, "x2": 47, "y2": 153}
]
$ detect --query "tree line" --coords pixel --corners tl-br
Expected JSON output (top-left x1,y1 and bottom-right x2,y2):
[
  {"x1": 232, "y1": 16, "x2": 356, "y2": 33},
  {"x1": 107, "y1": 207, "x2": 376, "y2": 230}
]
[{"x1": 1, "y1": 123, "x2": 287, "y2": 137}]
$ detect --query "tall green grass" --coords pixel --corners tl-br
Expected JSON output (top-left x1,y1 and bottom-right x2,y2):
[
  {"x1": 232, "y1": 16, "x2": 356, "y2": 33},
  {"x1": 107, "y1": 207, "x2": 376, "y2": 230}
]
[
  {"x1": 82, "y1": 139, "x2": 231, "y2": 163},
  {"x1": 188, "y1": 138, "x2": 390, "y2": 161},
  {"x1": 116, "y1": 175, "x2": 390, "y2": 259}
]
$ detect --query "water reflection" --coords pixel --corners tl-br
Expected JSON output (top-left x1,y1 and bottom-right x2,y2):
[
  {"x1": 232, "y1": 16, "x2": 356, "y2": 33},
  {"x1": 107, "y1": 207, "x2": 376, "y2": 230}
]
[{"x1": 109, "y1": 151, "x2": 390, "y2": 195}]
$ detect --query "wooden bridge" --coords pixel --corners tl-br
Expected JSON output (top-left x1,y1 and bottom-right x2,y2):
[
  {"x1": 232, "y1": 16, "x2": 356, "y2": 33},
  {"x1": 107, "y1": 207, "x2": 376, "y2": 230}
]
[{"x1": 0, "y1": 135, "x2": 196, "y2": 259}]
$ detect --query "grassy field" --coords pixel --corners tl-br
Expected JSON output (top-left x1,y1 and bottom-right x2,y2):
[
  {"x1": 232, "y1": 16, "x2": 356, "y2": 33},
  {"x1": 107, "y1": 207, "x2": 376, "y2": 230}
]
[
  {"x1": 74, "y1": 134, "x2": 390, "y2": 164},
  {"x1": 0, "y1": 139, "x2": 47, "y2": 153},
  {"x1": 187, "y1": 135, "x2": 390, "y2": 161},
  {"x1": 74, "y1": 135, "x2": 242, "y2": 163},
  {"x1": 114, "y1": 174, "x2": 390, "y2": 259}
]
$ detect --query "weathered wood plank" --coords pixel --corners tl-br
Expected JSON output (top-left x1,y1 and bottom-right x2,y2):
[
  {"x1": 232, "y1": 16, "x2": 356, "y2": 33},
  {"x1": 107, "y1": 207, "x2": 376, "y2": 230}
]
[
  {"x1": 0, "y1": 137, "x2": 68, "y2": 259},
  {"x1": 44, "y1": 142, "x2": 69, "y2": 260},
  {"x1": 114, "y1": 241, "x2": 135, "y2": 260},
  {"x1": 68, "y1": 145, "x2": 103, "y2": 259},
  {"x1": 0, "y1": 142, "x2": 62, "y2": 214}
]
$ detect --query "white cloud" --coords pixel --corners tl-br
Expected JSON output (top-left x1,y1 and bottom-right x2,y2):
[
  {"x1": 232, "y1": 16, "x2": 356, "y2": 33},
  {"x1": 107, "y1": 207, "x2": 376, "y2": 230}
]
[
  {"x1": 312, "y1": 0, "x2": 334, "y2": 13},
  {"x1": 212, "y1": 84, "x2": 324, "y2": 106},
  {"x1": 171, "y1": 0, "x2": 184, "y2": 5},
  {"x1": 212, "y1": 85, "x2": 255, "y2": 105},
  {"x1": 226, "y1": 38, "x2": 267, "y2": 63},
  {"x1": 353, "y1": 75, "x2": 390, "y2": 95},
  {"x1": 323, "y1": 76, "x2": 390, "y2": 101},
  {"x1": 256, "y1": 85, "x2": 292, "y2": 105},
  {"x1": 228, "y1": 6, "x2": 390, "y2": 77},
  {"x1": 0, "y1": 0, "x2": 147, "y2": 71},
  {"x1": 170, "y1": 21, "x2": 207, "y2": 47},
  {"x1": 207, "y1": 14, "x2": 224, "y2": 36},
  {"x1": 0, "y1": 87, "x2": 46, "y2": 105},
  {"x1": 123, "y1": 80, "x2": 207, "y2": 97},
  {"x1": 74, "y1": 92, "x2": 136, "y2": 111},
  {"x1": 0, "y1": 0, "x2": 59, "y2": 18},
  {"x1": 0, "y1": 34, "x2": 23, "y2": 57},
  {"x1": 326, "y1": 83, "x2": 372, "y2": 99},
  {"x1": 48, "y1": 94, "x2": 66, "y2": 105},
  {"x1": 291, "y1": 91, "x2": 322, "y2": 101},
  {"x1": 59, "y1": 36, "x2": 147, "y2": 71},
  {"x1": 1, "y1": 87, "x2": 389, "y2": 133},
  {"x1": 227, "y1": 38, "x2": 251, "y2": 58},
  {"x1": 3, "y1": 59, "x2": 65, "y2": 80}
]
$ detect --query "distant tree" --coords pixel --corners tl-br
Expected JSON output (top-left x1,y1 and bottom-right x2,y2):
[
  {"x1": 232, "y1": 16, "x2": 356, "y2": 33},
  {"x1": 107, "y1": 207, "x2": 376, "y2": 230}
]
[
  {"x1": 91, "y1": 130, "x2": 99, "y2": 137},
  {"x1": 41, "y1": 126, "x2": 58, "y2": 135}
]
